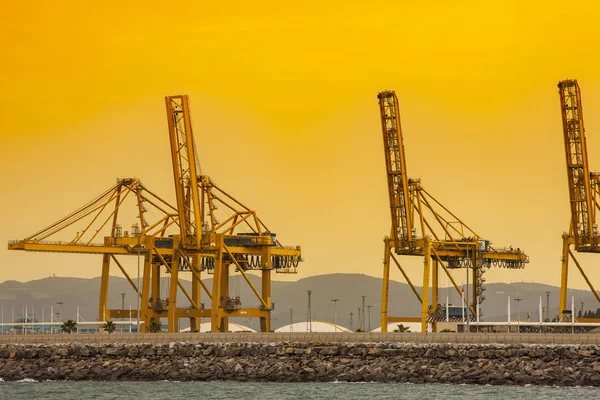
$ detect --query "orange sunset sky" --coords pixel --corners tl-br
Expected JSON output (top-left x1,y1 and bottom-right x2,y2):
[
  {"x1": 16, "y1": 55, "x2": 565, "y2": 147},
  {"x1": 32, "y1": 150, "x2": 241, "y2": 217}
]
[{"x1": 1, "y1": 1, "x2": 600, "y2": 290}]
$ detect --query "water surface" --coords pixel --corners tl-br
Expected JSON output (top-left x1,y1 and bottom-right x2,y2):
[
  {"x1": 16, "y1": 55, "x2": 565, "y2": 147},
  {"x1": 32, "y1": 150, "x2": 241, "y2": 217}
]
[{"x1": 1, "y1": 381, "x2": 598, "y2": 399}]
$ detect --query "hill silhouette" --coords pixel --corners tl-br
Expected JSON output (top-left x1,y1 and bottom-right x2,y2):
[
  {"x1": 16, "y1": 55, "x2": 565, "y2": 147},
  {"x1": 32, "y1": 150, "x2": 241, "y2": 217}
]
[{"x1": 0, "y1": 274, "x2": 596, "y2": 331}]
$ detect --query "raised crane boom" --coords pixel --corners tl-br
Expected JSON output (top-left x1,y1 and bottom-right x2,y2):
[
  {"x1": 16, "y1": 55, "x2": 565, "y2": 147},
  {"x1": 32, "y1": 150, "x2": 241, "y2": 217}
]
[
  {"x1": 559, "y1": 80, "x2": 596, "y2": 250},
  {"x1": 558, "y1": 79, "x2": 600, "y2": 321},
  {"x1": 377, "y1": 89, "x2": 528, "y2": 332},
  {"x1": 165, "y1": 95, "x2": 203, "y2": 250},
  {"x1": 378, "y1": 91, "x2": 412, "y2": 251}
]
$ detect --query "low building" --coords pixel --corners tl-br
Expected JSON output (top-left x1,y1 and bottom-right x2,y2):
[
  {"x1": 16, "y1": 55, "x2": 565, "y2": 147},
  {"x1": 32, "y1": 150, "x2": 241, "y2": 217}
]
[
  {"x1": 275, "y1": 320, "x2": 350, "y2": 333},
  {"x1": 180, "y1": 322, "x2": 255, "y2": 333}
]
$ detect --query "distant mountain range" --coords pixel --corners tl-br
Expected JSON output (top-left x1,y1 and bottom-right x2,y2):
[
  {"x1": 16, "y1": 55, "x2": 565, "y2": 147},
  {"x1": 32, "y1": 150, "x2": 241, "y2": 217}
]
[{"x1": 0, "y1": 274, "x2": 597, "y2": 331}]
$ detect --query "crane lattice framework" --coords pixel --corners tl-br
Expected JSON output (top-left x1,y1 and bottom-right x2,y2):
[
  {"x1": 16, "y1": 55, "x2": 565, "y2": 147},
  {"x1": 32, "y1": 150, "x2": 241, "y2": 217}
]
[
  {"x1": 8, "y1": 95, "x2": 302, "y2": 333},
  {"x1": 558, "y1": 79, "x2": 600, "y2": 321},
  {"x1": 377, "y1": 90, "x2": 529, "y2": 333}
]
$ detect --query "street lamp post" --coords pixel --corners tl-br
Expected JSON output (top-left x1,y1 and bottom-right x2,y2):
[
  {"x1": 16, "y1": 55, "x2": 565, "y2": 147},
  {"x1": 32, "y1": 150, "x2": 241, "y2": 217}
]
[
  {"x1": 331, "y1": 299, "x2": 339, "y2": 332},
  {"x1": 545, "y1": 291, "x2": 551, "y2": 322},
  {"x1": 121, "y1": 293, "x2": 126, "y2": 333},
  {"x1": 514, "y1": 298, "x2": 522, "y2": 333},
  {"x1": 349, "y1": 312, "x2": 353, "y2": 331},
  {"x1": 56, "y1": 302, "x2": 64, "y2": 323},
  {"x1": 306, "y1": 290, "x2": 312, "y2": 332},
  {"x1": 361, "y1": 296, "x2": 366, "y2": 331},
  {"x1": 366, "y1": 305, "x2": 373, "y2": 332}
]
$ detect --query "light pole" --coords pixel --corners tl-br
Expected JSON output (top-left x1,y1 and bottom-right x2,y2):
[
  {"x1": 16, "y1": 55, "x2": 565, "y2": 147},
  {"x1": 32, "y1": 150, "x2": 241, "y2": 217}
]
[
  {"x1": 514, "y1": 298, "x2": 522, "y2": 333},
  {"x1": 357, "y1": 307, "x2": 361, "y2": 331},
  {"x1": 361, "y1": 296, "x2": 366, "y2": 331},
  {"x1": 56, "y1": 302, "x2": 64, "y2": 323},
  {"x1": 306, "y1": 290, "x2": 312, "y2": 332},
  {"x1": 545, "y1": 291, "x2": 550, "y2": 322},
  {"x1": 331, "y1": 299, "x2": 339, "y2": 332},
  {"x1": 580, "y1": 301, "x2": 585, "y2": 319},
  {"x1": 121, "y1": 293, "x2": 127, "y2": 333},
  {"x1": 366, "y1": 305, "x2": 373, "y2": 332},
  {"x1": 349, "y1": 312, "x2": 353, "y2": 331}
]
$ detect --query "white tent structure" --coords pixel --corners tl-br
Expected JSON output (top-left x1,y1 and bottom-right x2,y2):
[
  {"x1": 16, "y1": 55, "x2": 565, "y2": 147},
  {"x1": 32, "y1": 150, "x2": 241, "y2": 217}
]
[
  {"x1": 275, "y1": 320, "x2": 351, "y2": 333},
  {"x1": 180, "y1": 322, "x2": 255, "y2": 333},
  {"x1": 371, "y1": 322, "x2": 422, "y2": 333}
]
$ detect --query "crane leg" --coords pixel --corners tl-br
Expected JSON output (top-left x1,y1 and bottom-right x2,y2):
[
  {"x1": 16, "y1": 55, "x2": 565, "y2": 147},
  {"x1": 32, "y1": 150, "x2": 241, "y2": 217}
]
[
  {"x1": 432, "y1": 258, "x2": 438, "y2": 333},
  {"x1": 421, "y1": 241, "x2": 431, "y2": 333},
  {"x1": 211, "y1": 235, "x2": 226, "y2": 332},
  {"x1": 98, "y1": 254, "x2": 111, "y2": 325},
  {"x1": 260, "y1": 269, "x2": 271, "y2": 332},
  {"x1": 140, "y1": 252, "x2": 152, "y2": 332},
  {"x1": 381, "y1": 239, "x2": 391, "y2": 333},
  {"x1": 560, "y1": 237, "x2": 570, "y2": 321},
  {"x1": 220, "y1": 263, "x2": 229, "y2": 332},
  {"x1": 190, "y1": 255, "x2": 201, "y2": 332},
  {"x1": 151, "y1": 263, "x2": 160, "y2": 311},
  {"x1": 167, "y1": 250, "x2": 180, "y2": 333}
]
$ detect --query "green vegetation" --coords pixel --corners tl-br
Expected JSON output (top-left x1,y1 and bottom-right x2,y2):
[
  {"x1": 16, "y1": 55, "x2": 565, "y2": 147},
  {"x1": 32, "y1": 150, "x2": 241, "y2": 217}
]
[
  {"x1": 102, "y1": 320, "x2": 116, "y2": 335},
  {"x1": 148, "y1": 318, "x2": 162, "y2": 333},
  {"x1": 60, "y1": 319, "x2": 77, "y2": 334},
  {"x1": 393, "y1": 324, "x2": 411, "y2": 332}
]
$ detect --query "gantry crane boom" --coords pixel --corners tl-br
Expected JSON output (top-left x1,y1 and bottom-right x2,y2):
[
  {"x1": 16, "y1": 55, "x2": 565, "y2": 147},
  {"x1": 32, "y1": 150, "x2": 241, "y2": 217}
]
[
  {"x1": 377, "y1": 90, "x2": 529, "y2": 332},
  {"x1": 8, "y1": 94, "x2": 302, "y2": 334},
  {"x1": 559, "y1": 80, "x2": 596, "y2": 249},
  {"x1": 558, "y1": 79, "x2": 600, "y2": 320},
  {"x1": 163, "y1": 94, "x2": 302, "y2": 333},
  {"x1": 166, "y1": 95, "x2": 203, "y2": 250},
  {"x1": 378, "y1": 91, "x2": 412, "y2": 251}
]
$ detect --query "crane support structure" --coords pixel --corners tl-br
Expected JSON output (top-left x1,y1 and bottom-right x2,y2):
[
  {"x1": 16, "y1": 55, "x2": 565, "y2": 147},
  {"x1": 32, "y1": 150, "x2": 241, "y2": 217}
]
[
  {"x1": 8, "y1": 95, "x2": 302, "y2": 333},
  {"x1": 377, "y1": 90, "x2": 529, "y2": 333},
  {"x1": 378, "y1": 91, "x2": 412, "y2": 251},
  {"x1": 166, "y1": 95, "x2": 203, "y2": 250},
  {"x1": 558, "y1": 79, "x2": 600, "y2": 322}
]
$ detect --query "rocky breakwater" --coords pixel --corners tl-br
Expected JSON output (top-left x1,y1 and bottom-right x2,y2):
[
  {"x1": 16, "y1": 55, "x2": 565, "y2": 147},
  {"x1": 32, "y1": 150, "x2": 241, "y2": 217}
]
[{"x1": 0, "y1": 342, "x2": 600, "y2": 385}]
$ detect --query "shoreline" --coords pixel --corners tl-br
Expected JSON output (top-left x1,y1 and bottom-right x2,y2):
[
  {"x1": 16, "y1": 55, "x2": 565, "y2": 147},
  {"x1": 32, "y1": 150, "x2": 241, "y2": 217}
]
[{"x1": 0, "y1": 341, "x2": 599, "y2": 386}]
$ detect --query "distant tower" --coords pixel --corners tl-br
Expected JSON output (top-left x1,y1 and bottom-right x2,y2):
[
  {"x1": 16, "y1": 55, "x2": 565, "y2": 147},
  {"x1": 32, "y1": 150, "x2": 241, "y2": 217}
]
[
  {"x1": 361, "y1": 296, "x2": 366, "y2": 330},
  {"x1": 306, "y1": 290, "x2": 312, "y2": 332}
]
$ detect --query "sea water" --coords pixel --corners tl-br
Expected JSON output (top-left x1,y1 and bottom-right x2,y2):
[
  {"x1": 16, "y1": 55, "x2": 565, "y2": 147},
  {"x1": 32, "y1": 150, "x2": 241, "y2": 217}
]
[{"x1": 0, "y1": 381, "x2": 599, "y2": 399}]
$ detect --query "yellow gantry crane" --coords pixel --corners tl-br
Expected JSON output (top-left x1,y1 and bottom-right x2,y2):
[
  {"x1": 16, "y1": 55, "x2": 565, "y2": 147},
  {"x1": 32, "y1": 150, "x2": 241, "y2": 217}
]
[
  {"x1": 164, "y1": 95, "x2": 302, "y2": 332},
  {"x1": 558, "y1": 79, "x2": 600, "y2": 321},
  {"x1": 8, "y1": 95, "x2": 302, "y2": 333},
  {"x1": 377, "y1": 90, "x2": 529, "y2": 332}
]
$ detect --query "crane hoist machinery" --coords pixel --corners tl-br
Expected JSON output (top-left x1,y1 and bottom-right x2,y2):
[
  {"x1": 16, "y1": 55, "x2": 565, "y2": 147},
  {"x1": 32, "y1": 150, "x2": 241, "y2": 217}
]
[
  {"x1": 8, "y1": 95, "x2": 302, "y2": 333},
  {"x1": 558, "y1": 79, "x2": 600, "y2": 321},
  {"x1": 377, "y1": 90, "x2": 529, "y2": 332}
]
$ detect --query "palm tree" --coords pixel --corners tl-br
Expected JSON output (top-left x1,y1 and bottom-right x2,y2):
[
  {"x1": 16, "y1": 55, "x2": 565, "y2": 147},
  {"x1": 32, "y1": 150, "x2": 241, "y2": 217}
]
[
  {"x1": 393, "y1": 324, "x2": 411, "y2": 332},
  {"x1": 102, "y1": 320, "x2": 116, "y2": 335},
  {"x1": 61, "y1": 319, "x2": 77, "y2": 334},
  {"x1": 148, "y1": 318, "x2": 162, "y2": 333}
]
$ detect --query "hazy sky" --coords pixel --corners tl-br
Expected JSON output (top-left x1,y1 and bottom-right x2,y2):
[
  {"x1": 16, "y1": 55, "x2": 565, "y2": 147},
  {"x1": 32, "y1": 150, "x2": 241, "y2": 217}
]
[{"x1": 2, "y1": 1, "x2": 600, "y2": 291}]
